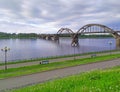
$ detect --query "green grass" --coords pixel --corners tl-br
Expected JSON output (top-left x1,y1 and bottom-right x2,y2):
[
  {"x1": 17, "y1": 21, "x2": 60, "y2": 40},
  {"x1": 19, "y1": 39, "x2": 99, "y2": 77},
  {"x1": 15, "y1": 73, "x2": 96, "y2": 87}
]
[
  {"x1": 0, "y1": 53, "x2": 120, "y2": 79},
  {"x1": 11, "y1": 66, "x2": 120, "y2": 92}
]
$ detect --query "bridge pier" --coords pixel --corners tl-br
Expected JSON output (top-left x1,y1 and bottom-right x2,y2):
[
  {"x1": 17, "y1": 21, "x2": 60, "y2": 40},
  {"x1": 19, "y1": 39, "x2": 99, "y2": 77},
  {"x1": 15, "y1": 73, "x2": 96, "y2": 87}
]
[
  {"x1": 45, "y1": 36, "x2": 52, "y2": 40},
  {"x1": 71, "y1": 34, "x2": 79, "y2": 47},
  {"x1": 116, "y1": 38, "x2": 120, "y2": 49},
  {"x1": 53, "y1": 35, "x2": 59, "y2": 41}
]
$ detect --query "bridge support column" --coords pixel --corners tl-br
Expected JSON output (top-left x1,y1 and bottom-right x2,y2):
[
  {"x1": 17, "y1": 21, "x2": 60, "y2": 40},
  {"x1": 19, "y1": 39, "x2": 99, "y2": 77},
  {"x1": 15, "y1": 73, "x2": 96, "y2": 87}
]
[
  {"x1": 51, "y1": 35, "x2": 59, "y2": 43},
  {"x1": 71, "y1": 34, "x2": 79, "y2": 46},
  {"x1": 116, "y1": 38, "x2": 120, "y2": 49},
  {"x1": 53, "y1": 35, "x2": 59, "y2": 41},
  {"x1": 46, "y1": 36, "x2": 52, "y2": 40}
]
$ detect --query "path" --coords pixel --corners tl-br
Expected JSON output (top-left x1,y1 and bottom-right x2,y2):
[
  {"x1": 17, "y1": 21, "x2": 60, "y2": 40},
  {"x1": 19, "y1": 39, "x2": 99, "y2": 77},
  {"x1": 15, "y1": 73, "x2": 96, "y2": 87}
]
[
  {"x1": 0, "y1": 51, "x2": 120, "y2": 70},
  {"x1": 0, "y1": 58, "x2": 120, "y2": 91}
]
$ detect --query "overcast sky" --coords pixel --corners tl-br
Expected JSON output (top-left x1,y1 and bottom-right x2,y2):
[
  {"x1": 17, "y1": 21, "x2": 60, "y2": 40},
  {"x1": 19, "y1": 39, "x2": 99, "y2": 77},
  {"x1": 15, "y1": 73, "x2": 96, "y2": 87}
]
[{"x1": 0, "y1": 0, "x2": 120, "y2": 34}]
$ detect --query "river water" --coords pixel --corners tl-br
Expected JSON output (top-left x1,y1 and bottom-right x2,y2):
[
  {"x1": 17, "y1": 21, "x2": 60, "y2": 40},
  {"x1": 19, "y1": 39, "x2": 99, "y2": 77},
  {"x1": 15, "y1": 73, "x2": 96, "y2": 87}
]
[{"x1": 0, "y1": 38, "x2": 116, "y2": 62}]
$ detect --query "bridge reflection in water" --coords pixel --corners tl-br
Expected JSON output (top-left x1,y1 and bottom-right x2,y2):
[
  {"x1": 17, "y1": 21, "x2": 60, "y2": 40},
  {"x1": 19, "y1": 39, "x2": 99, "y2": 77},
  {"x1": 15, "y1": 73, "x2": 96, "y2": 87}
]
[{"x1": 39, "y1": 24, "x2": 120, "y2": 48}]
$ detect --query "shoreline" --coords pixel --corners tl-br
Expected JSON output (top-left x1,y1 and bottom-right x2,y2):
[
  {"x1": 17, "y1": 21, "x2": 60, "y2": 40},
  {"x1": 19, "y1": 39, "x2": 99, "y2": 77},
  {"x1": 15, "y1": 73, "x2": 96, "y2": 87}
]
[{"x1": 0, "y1": 49, "x2": 120, "y2": 66}]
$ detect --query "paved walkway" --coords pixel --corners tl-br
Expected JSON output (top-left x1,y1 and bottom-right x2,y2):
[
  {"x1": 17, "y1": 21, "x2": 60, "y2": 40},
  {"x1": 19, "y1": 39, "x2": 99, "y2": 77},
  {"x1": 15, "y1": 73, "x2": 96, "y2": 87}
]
[
  {"x1": 0, "y1": 58, "x2": 120, "y2": 91},
  {"x1": 0, "y1": 51, "x2": 120, "y2": 70}
]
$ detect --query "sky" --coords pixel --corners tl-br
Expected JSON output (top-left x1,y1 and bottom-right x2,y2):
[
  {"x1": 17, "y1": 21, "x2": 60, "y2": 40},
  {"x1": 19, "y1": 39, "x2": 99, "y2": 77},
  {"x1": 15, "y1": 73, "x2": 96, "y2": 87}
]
[{"x1": 0, "y1": 0, "x2": 120, "y2": 34}]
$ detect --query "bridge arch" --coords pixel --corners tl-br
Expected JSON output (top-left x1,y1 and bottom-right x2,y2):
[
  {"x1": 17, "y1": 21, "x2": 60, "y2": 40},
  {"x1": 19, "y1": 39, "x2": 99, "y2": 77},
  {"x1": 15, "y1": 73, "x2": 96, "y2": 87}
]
[
  {"x1": 57, "y1": 28, "x2": 76, "y2": 45},
  {"x1": 57, "y1": 28, "x2": 74, "y2": 36},
  {"x1": 76, "y1": 24, "x2": 120, "y2": 38}
]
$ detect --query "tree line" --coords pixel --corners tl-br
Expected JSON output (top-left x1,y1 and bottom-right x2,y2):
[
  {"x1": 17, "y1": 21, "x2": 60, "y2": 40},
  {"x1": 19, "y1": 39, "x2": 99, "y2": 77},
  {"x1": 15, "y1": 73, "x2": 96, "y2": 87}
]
[
  {"x1": 0, "y1": 32, "x2": 113, "y2": 39},
  {"x1": 0, "y1": 32, "x2": 39, "y2": 39}
]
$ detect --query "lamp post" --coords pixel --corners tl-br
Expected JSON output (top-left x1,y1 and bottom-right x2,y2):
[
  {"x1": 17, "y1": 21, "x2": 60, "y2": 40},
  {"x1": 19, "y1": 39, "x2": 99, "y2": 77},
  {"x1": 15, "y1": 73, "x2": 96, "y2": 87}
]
[
  {"x1": 108, "y1": 41, "x2": 112, "y2": 55},
  {"x1": 1, "y1": 46, "x2": 10, "y2": 70}
]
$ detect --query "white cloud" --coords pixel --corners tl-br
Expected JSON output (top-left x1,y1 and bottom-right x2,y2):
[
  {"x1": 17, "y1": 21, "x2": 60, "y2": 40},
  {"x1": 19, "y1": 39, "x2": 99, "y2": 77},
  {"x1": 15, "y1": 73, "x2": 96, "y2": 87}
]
[{"x1": 0, "y1": 0, "x2": 120, "y2": 33}]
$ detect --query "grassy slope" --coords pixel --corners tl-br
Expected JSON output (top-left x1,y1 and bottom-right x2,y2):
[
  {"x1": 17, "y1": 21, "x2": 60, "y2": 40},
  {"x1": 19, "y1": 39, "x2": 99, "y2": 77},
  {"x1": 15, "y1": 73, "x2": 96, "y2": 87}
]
[
  {"x1": 11, "y1": 66, "x2": 120, "y2": 92},
  {"x1": 0, "y1": 53, "x2": 120, "y2": 79}
]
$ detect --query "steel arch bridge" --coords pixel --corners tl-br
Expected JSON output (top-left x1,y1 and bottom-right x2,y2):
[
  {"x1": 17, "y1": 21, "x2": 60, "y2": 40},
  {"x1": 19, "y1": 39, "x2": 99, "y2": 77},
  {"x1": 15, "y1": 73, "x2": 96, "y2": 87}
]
[
  {"x1": 76, "y1": 24, "x2": 120, "y2": 38},
  {"x1": 72, "y1": 24, "x2": 120, "y2": 47},
  {"x1": 40, "y1": 23, "x2": 120, "y2": 48}
]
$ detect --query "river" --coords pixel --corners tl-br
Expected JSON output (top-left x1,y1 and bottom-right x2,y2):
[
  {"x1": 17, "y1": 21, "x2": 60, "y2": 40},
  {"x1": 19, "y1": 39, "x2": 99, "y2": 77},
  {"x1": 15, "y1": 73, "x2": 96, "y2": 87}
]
[{"x1": 0, "y1": 38, "x2": 116, "y2": 62}]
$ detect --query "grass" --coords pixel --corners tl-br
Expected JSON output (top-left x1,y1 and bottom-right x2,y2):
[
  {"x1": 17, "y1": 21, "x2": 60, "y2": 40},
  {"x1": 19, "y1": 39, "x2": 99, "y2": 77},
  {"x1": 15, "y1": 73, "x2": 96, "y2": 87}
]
[
  {"x1": 0, "y1": 53, "x2": 120, "y2": 79},
  {"x1": 11, "y1": 66, "x2": 120, "y2": 92},
  {"x1": 0, "y1": 49, "x2": 119, "y2": 66}
]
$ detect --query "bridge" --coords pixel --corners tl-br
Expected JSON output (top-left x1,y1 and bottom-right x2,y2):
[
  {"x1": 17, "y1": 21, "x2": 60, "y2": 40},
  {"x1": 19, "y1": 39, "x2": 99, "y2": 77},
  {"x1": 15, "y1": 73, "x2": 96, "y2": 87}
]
[{"x1": 39, "y1": 24, "x2": 120, "y2": 48}]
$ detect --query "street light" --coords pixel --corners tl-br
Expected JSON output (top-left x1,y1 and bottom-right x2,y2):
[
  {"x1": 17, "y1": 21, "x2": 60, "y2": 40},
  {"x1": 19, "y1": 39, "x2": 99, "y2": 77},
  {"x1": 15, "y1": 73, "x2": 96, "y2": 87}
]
[
  {"x1": 108, "y1": 41, "x2": 112, "y2": 55},
  {"x1": 1, "y1": 46, "x2": 10, "y2": 70}
]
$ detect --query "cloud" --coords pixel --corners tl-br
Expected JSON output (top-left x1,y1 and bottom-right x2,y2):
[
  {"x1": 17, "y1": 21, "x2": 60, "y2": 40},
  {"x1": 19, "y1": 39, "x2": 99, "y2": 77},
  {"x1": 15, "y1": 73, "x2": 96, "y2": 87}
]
[{"x1": 0, "y1": 0, "x2": 120, "y2": 33}]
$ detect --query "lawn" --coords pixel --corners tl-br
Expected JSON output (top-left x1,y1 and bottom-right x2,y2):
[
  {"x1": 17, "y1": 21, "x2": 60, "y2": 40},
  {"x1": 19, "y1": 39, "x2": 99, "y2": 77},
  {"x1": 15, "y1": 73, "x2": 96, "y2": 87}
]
[
  {"x1": 0, "y1": 53, "x2": 120, "y2": 79},
  {"x1": 11, "y1": 66, "x2": 120, "y2": 92}
]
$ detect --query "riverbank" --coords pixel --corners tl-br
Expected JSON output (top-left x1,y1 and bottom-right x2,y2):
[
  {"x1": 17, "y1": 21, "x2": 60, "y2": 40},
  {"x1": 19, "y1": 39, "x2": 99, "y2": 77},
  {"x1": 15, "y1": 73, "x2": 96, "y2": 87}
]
[
  {"x1": 0, "y1": 52, "x2": 120, "y2": 79},
  {"x1": 0, "y1": 49, "x2": 119, "y2": 66}
]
